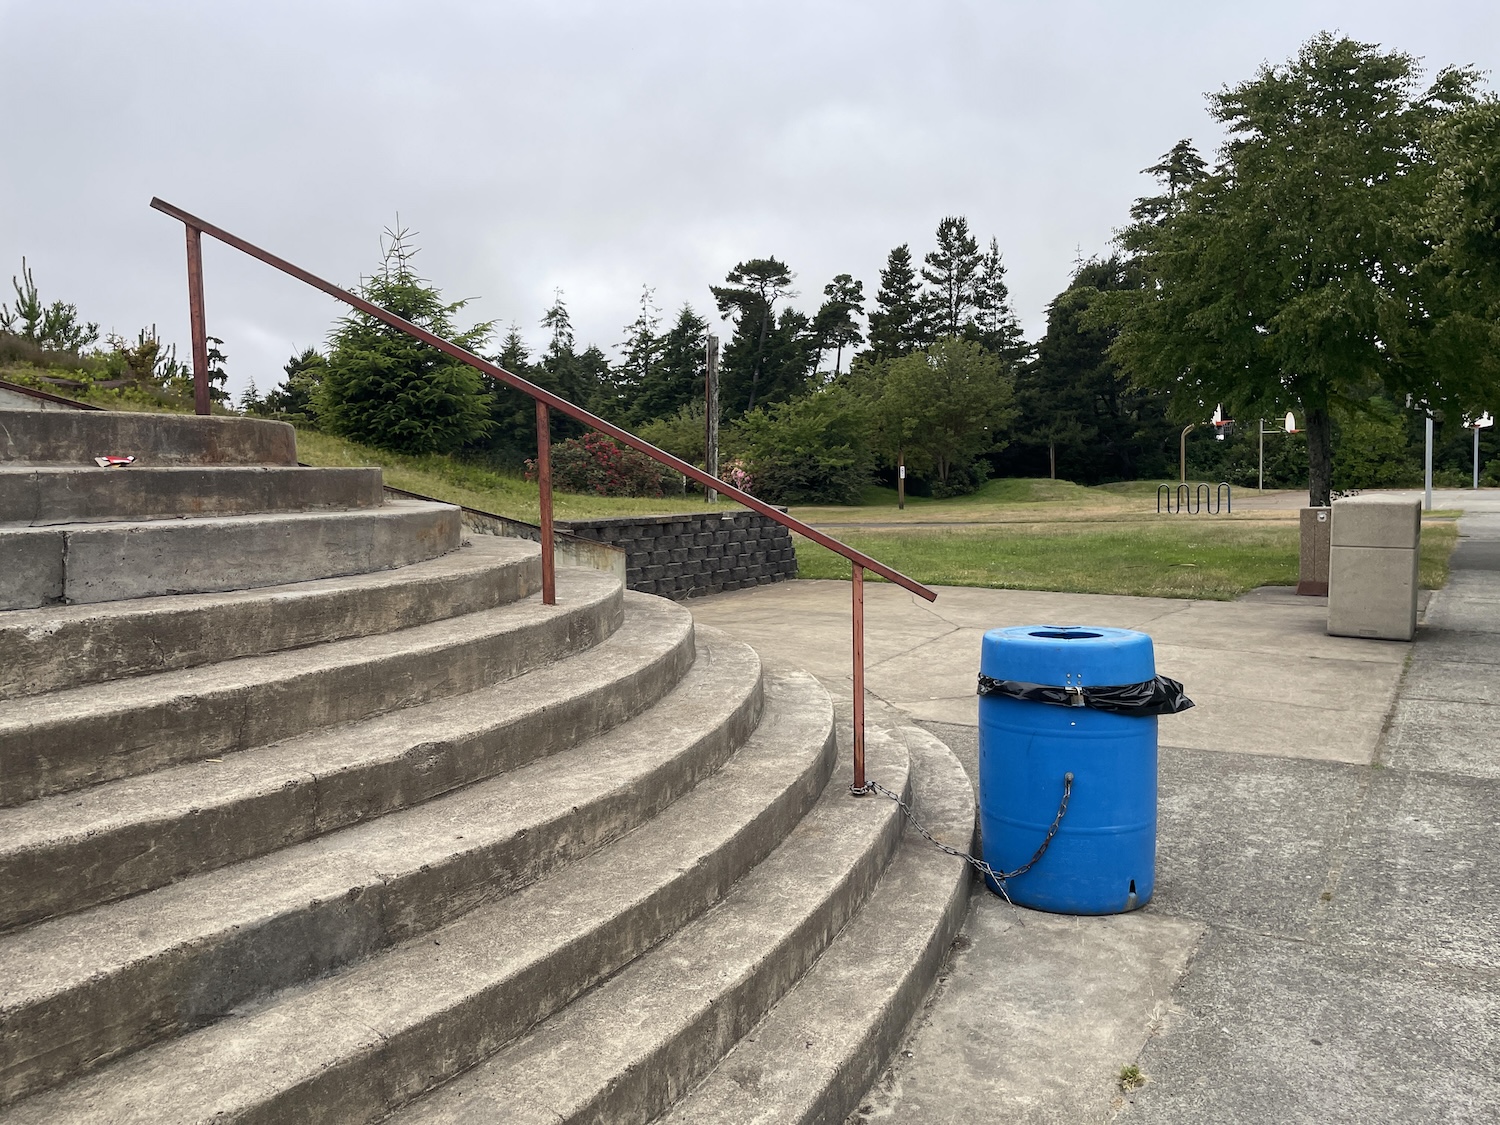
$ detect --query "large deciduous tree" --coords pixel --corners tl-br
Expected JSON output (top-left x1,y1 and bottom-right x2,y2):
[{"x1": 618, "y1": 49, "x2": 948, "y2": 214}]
[
  {"x1": 1113, "y1": 34, "x2": 1482, "y2": 505},
  {"x1": 878, "y1": 336, "x2": 1016, "y2": 491},
  {"x1": 319, "y1": 226, "x2": 492, "y2": 455}
]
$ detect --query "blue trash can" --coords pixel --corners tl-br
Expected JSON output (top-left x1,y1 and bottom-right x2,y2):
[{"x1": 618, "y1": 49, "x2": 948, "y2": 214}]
[{"x1": 977, "y1": 625, "x2": 1162, "y2": 915}]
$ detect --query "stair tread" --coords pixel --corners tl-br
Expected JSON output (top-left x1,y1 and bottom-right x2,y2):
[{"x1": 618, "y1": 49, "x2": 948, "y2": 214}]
[
  {"x1": 0, "y1": 465, "x2": 384, "y2": 526},
  {"x1": 657, "y1": 726, "x2": 975, "y2": 1125},
  {"x1": 0, "y1": 596, "x2": 699, "y2": 998},
  {"x1": 0, "y1": 589, "x2": 690, "y2": 931},
  {"x1": 390, "y1": 731, "x2": 912, "y2": 1125},
  {"x1": 0, "y1": 535, "x2": 539, "y2": 700},
  {"x1": 0, "y1": 564, "x2": 622, "y2": 805},
  {"x1": 0, "y1": 662, "x2": 835, "y2": 1124}
]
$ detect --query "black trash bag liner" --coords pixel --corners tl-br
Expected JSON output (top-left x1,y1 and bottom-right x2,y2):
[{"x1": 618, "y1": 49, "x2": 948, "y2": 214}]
[{"x1": 977, "y1": 673, "x2": 1194, "y2": 716}]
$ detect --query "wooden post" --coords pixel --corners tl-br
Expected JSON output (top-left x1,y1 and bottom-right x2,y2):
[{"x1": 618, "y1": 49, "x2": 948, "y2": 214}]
[
  {"x1": 704, "y1": 334, "x2": 720, "y2": 502},
  {"x1": 1049, "y1": 440, "x2": 1056, "y2": 481},
  {"x1": 185, "y1": 226, "x2": 211, "y2": 416},
  {"x1": 536, "y1": 401, "x2": 556, "y2": 605}
]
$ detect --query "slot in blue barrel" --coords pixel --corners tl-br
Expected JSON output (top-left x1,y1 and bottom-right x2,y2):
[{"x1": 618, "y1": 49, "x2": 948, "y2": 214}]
[{"x1": 978, "y1": 625, "x2": 1159, "y2": 914}]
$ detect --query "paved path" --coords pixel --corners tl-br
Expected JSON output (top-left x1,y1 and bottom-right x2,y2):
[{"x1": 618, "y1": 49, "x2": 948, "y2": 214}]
[{"x1": 687, "y1": 488, "x2": 1500, "y2": 1124}]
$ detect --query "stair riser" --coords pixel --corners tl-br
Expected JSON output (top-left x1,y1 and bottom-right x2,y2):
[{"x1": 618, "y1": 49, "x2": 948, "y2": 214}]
[
  {"x1": 527, "y1": 782, "x2": 908, "y2": 1125},
  {"x1": 658, "y1": 729, "x2": 977, "y2": 1125},
  {"x1": 225, "y1": 721, "x2": 838, "y2": 1125},
  {"x1": 0, "y1": 635, "x2": 766, "y2": 1104},
  {"x1": 1, "y1": 584, "x2": 623, "y2": 806},
  {"x1": 0, "y1": 501, "x2": 460, "y2": 611},
  {"x1": 0, "y1": 543, "x2": 543, "y2": 701},
  {"x1": 0, "y1": 616, "x2": 703, "y2": 931},
  {"x1": 0, "y1": 410, "x2": 297, "y2": 466},
  {"x1": 0, "y1": 466, "x2": 384, "y2": 525}
]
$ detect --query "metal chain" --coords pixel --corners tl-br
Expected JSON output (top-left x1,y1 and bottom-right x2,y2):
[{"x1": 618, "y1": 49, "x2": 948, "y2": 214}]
[{"x1": 854, "y1": 773, "x2": 1073, "y2": 904}]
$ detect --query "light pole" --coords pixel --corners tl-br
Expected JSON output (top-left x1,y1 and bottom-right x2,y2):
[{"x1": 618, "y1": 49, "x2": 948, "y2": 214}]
[
  {"x1": 1471, "y1": 413, "x2": 1494, "y2": 489},
  {"x1": 1180, "y1": 424, "x2": 1196, "y2": 483},
  {"x1": 1425, "y1": 413, "x2": 1434, "y2": 512},
  {"x1": 1259, "y1": 412, "x2": 1297, "y2": 493}
]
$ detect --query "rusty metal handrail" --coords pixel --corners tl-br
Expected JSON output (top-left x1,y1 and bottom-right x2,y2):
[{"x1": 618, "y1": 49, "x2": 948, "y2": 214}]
[{"x1": 150, "y1": 197, "x2": 937, "y2": 791}]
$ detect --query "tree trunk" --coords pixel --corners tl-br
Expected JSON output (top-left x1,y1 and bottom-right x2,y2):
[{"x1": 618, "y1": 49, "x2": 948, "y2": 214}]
[
  {"x1": 1306, "y1": 406, "x2": 1333, "y2": 506},
  {"x1": 1049, "y1": 440, "x2": 1055, "y2": 480},
  {"x1": 748, "y1": 307, "x2": 771, "y2": 411}
]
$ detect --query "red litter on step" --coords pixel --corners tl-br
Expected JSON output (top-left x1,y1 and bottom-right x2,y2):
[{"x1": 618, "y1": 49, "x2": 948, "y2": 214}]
[{"x1": 94, "y1": 456, "x2": 136, "y2": 468}]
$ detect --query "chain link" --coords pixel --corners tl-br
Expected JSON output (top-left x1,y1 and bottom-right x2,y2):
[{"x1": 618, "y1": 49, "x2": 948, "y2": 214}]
[{"x1": 854, "y1": 773, "x2": 1074, "y2": 904}]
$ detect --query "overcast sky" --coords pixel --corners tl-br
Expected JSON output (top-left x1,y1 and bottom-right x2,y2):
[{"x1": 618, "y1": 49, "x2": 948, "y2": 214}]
[{"x1": 2, "y1": 1, "x2": 1497, "y2": 400}]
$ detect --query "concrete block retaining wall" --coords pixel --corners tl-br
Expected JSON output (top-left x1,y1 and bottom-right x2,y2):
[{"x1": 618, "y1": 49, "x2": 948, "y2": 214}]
[{"x1": 555, "y1": 510, "x2": 797, "y2": 600}]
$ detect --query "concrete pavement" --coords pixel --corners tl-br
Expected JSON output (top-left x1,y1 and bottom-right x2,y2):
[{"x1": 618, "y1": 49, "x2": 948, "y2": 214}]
[{"x1": 687, "y1": 487, "x2": 1500, "y2": 1124}]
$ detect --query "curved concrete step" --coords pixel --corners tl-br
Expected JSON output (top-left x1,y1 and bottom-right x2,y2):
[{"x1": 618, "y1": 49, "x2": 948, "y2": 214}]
[
  {"x1": 0, "y1": 590, "x2": 695, "y2": 931},
  {"x1": 0, "y1": 564, "x2": 622, "y2": 806},
  {"x1": 0, "y1": 535, "x2": 542, "y2": 701},
  {"x1": 389, "y1": 732, "x2": 912, "y2": 1125},
  {"x1": 0, "y1": 659, "x2": 835, "y2": 1120},
  {"x1": 0, "y1": 409, "x2": 297, "y2": 466},
  {"x1": 658, "y1": 727, "x2": 974, "y2": 1125},
  {"x1": 1, "y1": 496, "x2": 461, "y2": 610},
  {"x1": 0, "y1": 465, "x2": 383, "y2": 525}
]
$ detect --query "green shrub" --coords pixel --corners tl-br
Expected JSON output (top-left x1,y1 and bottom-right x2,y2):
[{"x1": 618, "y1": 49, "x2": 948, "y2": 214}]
[{"x1": 733, "y1": 387, "x2": 873, "y2": 505}]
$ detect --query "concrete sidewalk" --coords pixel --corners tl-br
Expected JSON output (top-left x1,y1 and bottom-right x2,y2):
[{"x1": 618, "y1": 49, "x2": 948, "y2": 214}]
[{"x1": 687, "y1": 488, "x2": 1500, "y2": 1123}]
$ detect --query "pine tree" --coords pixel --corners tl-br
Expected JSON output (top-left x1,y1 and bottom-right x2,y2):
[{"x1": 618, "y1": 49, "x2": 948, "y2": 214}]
[
  {"x1": 921, "y1": 216, "x2": 982, "y2": 339},
  {"x1": 711, "y1": 258, "x2": 796, "y2": 413},
  {"x1": 615, "y1": 285, "x2": 664, "y2": 417},
  {"x1": 812, "y1": 274, "x2": 865, "y2": 378},
  {"x1": 632, "y1": 304, "x2": 707, "y2": 424},
  {"x1": 865, "y1": 244, "x2": 924, "y2": 362},
  {"x1": 971, "y1": 239, "x2": 1027, "y2": 362},
  {"x1": 317, "y1": 224, "x2": 493, "y2": 455}
]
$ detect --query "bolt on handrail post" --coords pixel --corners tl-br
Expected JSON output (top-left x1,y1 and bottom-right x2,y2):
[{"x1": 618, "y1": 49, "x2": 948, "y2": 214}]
[
  {"x1": 851, "y1": 563, "x2": 866, "y2": 794},
  {"x1": 535, "y1": 401, "x2": 556, "y2": 605},
  {"x1": 184, "y1": 226, "x2": 211, "y2": 416}
]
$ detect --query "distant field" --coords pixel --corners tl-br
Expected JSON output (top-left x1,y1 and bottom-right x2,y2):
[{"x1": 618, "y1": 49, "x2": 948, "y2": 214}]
[
  {"x1": 294, "y1": 429, "x2": 740, "y2": 522},
  {"x1": 788, "y1": 478, "x2": 1460, "y2": 600},
  {"x1": 291, "y1": 435, "x2": 1461, "y2": 600}
]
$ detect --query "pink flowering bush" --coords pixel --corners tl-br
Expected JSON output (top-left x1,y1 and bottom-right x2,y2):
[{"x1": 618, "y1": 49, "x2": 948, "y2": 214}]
[{"x1": 526, "y1": 432, "x2": 679, "y2": 497}]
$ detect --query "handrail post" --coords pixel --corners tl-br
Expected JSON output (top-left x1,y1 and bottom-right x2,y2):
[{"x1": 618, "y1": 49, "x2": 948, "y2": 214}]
[
  {"x1": 535, "y1": 401, "x2": 556, "y2": 605},
  {"x1": 184, "y1": 226, "x2": 211, "y2": 416},
  {"x1": 851, "y1": 563, "x2": 866, "y2": 794}
]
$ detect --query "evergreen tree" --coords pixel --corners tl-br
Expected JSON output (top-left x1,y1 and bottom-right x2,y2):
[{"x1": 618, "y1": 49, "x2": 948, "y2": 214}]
[
  {"x1": 318, "y1": 225, "x2": 492, "y2": 454},
  {"x1": 971, "y1": 239, "x2": 1027, "y2": 362},
  {"x1": 921, "y1": 216, "x2": 982, "y2": 339},
  {"x1": 711, "y1": 257, "x2": 796, "y2": 413},
  {"x1": 812, "y1": 273, "x2": 865, "y2": 378},
  {"x1": 615, "y1": 285, "x2": 663, "y2": 415},
  {"x1": 1012, "y1": 257, "x2": 1174, "y2": 482},
  {"x1": 864, "y1": 244, "x2": 925, "y2": 361},
  {"x1": 632, "y1": 304, "x2": 707, "y2": 424},
  {"x1": 264, "y1": 347, "x2": 327, "y2": 420}
]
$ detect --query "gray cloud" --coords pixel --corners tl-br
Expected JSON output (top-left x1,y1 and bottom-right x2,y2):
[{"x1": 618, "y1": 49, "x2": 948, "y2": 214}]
[{"x1": 2, "y1": 0, "x2": 1496, "y2": 399}]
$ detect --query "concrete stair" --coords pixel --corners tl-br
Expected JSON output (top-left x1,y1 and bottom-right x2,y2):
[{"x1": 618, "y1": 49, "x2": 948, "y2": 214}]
[{"x1": 0, "y1": 408, "x2": 974, "y2": 1124}]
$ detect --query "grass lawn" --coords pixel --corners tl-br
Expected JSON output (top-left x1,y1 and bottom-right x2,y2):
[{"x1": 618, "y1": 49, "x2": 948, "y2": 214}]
[
  {"x1": 794, "y1": 520, "x2": 1459, "y2": 600},
  {"x1": 294, "y1": 429, "x2": 741, "y2": 523},
  {"x1": 293, "y1": 434, "x2": 1462, "y2": 602}
]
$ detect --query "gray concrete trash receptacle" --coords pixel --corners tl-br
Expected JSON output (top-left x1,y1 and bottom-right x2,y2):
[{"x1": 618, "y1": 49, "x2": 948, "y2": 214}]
[
  {"x1": 1297, "y1": 507, "x2": 1331, "y2": 595},
  {"x1": 1327, "y1": 496, "x2": 1422, "y2": 640}
]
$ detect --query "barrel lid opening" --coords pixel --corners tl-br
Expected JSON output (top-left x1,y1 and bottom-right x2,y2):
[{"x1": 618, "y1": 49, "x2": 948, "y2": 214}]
[{"x1": 1029, "y1": 628, "x2": 1103, "y2": 640}]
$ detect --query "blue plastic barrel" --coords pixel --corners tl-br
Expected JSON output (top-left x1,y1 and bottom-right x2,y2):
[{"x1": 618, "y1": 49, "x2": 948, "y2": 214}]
[{"x1": 978, "y1": 625, "x2": 1158, "y2": 914}]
